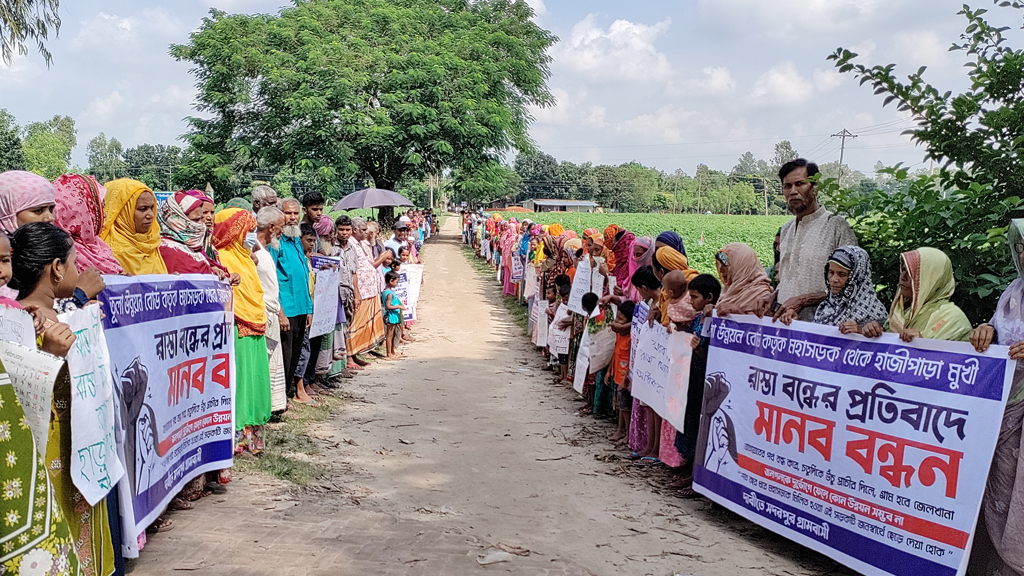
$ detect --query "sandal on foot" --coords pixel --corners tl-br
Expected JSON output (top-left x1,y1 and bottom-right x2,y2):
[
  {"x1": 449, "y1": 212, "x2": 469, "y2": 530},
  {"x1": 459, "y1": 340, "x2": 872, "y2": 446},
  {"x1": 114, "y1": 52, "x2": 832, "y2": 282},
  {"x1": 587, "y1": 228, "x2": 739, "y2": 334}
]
[
  {"x1": 146, "y1": 517, "x2": 174, "y2": 534},
  {"x1": 168, "y1": 498, "x2": 193, "y2": 511},
  {"x1": 673, "y1": 487, "x2": 703, "y2": 499}
]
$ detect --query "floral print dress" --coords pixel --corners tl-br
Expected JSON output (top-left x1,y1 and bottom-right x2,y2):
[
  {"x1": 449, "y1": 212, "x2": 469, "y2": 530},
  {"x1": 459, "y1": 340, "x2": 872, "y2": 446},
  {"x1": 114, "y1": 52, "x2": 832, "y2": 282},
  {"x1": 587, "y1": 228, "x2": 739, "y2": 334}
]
[{"x1": 0, "y1": 368, "x2": 79, "y2": 576}]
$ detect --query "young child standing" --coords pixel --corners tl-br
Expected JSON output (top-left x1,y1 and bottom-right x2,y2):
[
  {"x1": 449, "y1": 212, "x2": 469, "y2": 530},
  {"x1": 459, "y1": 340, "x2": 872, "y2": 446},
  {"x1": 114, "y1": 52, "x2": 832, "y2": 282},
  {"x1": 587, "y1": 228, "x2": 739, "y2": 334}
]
[
  {"x1": 381, "y1": 270, "x2": 405, "y2": 360},
  {"x1": 609, "y1": 300, "x2": 636, "y2": 443},
  {"x1": 674, "y1": 273, "x2": 721, "y2": 498}
]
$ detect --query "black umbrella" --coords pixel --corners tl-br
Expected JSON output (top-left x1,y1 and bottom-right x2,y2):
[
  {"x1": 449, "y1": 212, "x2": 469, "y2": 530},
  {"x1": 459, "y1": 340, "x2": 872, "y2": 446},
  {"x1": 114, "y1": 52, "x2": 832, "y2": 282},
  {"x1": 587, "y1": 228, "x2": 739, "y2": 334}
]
[{"x1": 331, "y1": 188, "x2": 414, "y2": 211}]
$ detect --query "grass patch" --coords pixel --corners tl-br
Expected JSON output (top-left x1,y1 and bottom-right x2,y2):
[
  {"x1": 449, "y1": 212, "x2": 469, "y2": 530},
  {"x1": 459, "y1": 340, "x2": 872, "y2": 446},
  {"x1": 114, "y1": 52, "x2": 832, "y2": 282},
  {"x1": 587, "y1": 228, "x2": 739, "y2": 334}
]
[
  {"x1": 461, "y1": 245, "x2": 530, "y2": 334},
  {"x1": 232, "y1": 395, "x2": 342, "y2": 485}
]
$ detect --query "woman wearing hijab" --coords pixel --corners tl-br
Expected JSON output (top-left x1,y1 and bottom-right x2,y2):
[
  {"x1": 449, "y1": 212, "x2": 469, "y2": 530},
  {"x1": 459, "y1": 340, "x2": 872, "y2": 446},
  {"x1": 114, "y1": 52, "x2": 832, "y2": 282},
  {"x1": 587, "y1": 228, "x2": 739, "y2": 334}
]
[
  {"x1": 787, "y1": 245, "x2": 887, "y2": 332},
  {"x1": 158, "y1": 191, "x2": 225, "y2": 275},
  {"x1": 541, "y1": 233, "x2": 568, "y2": 296},
  {"x1": 861, "y1": 247, "x2": 971, "y2": 342},
  {"x1": 501, "y1": 219, "x2": 519, "y2": 296},
  {"x1": 181, "y1": 189, "x2": 219, "y2": 262},
  {"x1": 609, "y1": 225, "x2": 634, "y2": 288},
  {"x1": 715, "y1": 243, "x2": 773, "y2": 317},
  {"x1": 971, "y1": 219, "x2": 1024, "y2": 575},
  {"x1": 214, "y1": 209, "x2": 272, "y2": 454},
  {"x1": 625, "y1": 236, "x2": 655, "y2": 303},
  {"x1": 0, "y1": 170, "x2": 56, "y2": 232},
  {"x1": 644, "y1": 245, "x2": 702, "y2": 469},
  {"x1": 101, "y1": 178, "x2": 166, "y2": 275},
  {"x1": 53, "y1": 174, "x2": 123, "y2": 274},
  {"x1": 655, "y1": 231, "x2": 686, "y2": 255}
]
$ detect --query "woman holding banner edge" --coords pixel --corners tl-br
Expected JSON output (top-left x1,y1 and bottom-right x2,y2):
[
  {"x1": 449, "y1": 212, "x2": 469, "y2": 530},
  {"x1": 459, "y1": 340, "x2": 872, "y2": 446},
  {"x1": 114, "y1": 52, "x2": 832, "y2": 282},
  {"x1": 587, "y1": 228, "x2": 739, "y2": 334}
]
[
  {"x1": 11, "y1": 222, "x2": 117, "y2": 576},
  {"x1": 970, "y1": 220, "x2": 1024, "y2": 575}
]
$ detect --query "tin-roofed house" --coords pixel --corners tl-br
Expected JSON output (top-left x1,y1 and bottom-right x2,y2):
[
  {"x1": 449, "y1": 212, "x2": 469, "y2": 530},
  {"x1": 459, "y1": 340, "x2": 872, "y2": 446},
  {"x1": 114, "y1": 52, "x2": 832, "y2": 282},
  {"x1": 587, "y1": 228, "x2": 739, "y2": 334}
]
[{"x1": 521, "y1": 199, "x2": 600, "y2": 213}]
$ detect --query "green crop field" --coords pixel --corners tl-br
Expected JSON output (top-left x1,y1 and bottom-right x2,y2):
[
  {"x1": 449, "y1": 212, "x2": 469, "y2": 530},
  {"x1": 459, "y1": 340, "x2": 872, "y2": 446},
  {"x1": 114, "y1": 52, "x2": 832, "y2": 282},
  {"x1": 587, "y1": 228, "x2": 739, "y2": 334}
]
[{"x1": 493, "y1": 212, "x2": 791, "y2": 274}]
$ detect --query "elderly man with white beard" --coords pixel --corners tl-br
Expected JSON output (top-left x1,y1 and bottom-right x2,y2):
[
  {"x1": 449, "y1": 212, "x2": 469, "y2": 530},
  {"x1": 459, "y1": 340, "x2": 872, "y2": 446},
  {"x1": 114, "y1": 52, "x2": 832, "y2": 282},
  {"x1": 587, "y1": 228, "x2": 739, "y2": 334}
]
[
  {"x1": 253, "y1": 206, "x2": 289, "y2": 413},
  {"x1": 271, "y1": 197, "x2": 316, "y2": 405}
]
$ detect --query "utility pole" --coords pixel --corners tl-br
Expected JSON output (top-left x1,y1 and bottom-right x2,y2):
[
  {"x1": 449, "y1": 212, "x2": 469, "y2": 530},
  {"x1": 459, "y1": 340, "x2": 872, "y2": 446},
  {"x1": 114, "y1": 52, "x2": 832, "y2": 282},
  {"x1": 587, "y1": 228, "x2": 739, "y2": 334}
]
[{"x1": 831, "y1": 129, "x2": 858, "y2": 186}]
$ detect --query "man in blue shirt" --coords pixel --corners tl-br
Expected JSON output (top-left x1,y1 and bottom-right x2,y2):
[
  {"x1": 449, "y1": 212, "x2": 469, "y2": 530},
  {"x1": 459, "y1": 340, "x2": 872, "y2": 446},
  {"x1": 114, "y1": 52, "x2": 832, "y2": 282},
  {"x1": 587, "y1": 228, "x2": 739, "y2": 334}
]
[{"x1": 271, "y1": 198, "x2": 314, "y2": 401}]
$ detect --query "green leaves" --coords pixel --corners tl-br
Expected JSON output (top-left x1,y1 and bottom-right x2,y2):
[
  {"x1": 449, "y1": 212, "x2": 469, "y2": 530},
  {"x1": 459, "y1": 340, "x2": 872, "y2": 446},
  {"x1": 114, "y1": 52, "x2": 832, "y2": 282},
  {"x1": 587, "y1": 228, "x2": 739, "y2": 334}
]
[{"x1": 174, "y1": 0, "x2": 556, "y2": 194}]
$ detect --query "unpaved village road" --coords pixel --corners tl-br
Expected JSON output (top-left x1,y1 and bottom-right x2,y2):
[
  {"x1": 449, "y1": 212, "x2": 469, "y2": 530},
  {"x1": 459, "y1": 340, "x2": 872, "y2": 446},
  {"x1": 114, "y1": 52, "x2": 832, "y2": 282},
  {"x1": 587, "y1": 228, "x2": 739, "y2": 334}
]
[{"x1": 135, "y1": 217, "x2": 852, "y2": 576}]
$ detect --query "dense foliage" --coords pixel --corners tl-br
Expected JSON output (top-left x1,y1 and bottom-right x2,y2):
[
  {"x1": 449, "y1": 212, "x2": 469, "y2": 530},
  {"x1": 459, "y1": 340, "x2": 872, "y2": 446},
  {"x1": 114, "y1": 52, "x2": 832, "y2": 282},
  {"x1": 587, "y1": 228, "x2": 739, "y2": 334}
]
[
  {"x1": 493, "y1": 212, "x2": 789, "y2": 275},
  {"x1": 171, "y1": 0, "x2": 555, "y2": 196},
  {"x1": 453, "y1": 140, "x2": 879, "y2": 215},
  {"x1": 829, "y1": 2, "x2": 1024, "y2": 324}
]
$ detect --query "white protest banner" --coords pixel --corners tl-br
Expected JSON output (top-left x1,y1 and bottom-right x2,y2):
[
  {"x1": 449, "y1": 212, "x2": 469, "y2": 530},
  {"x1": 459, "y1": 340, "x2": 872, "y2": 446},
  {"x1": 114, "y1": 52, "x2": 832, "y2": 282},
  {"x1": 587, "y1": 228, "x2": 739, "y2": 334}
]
[
  {"x1": 309, "y1": 256, "x2": 341, "y2": 338},
  {"x1": 397, "y1": 264, "x2": 424, "y2": 322},
  {"x1": 0, "y1": 341, "x2": 62, "y2": 457},
  {"x1": 663, "y1": 330, "x2": 695, "y2": 430},
  {"x1": 524, "y1": 264, "x2": 539, "y2": 300},
  {"x1": 567, "y1": 257, "x2": 591, "y2": 315},
  {"x1": 573, "y1": 323, "x2": 591, "y2": 393},
  {"x1": 629, "y1": 302, "x2": 650, "y2": 385},
  {"x1": 0, "y1": 305, "x2": 37, "y2": 348},
  {"x1": 549, "y1": 304, "x2": 570, "y2": 355},
  {"x1": 694, "y1": 314, "x2": 1014, "y2": 576},
  {"x1": 630, "y1": 322, "x2": 675, "y2": 421},
  {"x1": 99, "y1": 274, "x2": 235, "y2": 540},
  {"x1": 588, "y1": 328, "x2": 617, "y2": 375},
  {"x1": 512, "y1": 252, "x2": 525, "y2": 281},
  {"x1": 59, "y1": 304, "x2": 125, "y2": 505},
  {"x1": 532, "y1": 302, "x2": 549, "y2": 348}
]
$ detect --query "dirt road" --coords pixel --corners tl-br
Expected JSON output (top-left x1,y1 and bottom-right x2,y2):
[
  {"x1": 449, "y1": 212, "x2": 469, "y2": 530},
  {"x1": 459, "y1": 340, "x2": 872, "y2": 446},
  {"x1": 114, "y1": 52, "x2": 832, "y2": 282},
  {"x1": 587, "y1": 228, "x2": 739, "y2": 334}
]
[{"x1": 135, "y1": 218, "x2": 849, "y2": 575}]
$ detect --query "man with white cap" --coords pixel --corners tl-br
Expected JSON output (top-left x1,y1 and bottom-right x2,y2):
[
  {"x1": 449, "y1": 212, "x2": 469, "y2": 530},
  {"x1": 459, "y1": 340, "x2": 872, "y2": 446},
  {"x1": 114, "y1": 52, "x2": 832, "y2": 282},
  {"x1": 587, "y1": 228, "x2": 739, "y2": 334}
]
[{"x1": 384, "y1": 220, "x2": 412, "y2": 260}]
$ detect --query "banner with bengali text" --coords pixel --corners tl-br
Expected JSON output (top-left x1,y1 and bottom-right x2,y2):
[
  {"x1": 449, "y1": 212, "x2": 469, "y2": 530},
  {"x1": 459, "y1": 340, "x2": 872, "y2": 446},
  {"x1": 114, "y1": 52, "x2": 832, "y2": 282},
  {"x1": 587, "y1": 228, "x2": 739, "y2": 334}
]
[
  {"x1": 693, "y1": 315, "x2": 1013, "y2": 576},
  {"x1": 99, "y1": 274, "x2": 236, "y2": 540}
]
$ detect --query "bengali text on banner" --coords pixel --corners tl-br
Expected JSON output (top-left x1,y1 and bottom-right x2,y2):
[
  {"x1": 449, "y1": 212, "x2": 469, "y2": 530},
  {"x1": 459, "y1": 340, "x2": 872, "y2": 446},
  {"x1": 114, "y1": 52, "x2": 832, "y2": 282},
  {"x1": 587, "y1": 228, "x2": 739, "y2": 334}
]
[
  {"x1": 99, "y1": 274, "x2": 236, "y2": 541},
  {"x1": 693, "y1": 314, "x2": 1014, "y2": 576}
]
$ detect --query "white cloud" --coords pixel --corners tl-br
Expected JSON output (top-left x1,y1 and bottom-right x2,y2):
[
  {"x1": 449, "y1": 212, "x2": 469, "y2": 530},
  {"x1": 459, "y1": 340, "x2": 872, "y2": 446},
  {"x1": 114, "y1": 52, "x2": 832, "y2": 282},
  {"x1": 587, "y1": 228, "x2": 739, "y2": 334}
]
[
  {"x1": 813, "y1": 68, "x2": 844, "y2": 92},
  {"x1": 529, "y1": 87, "x2": 572, "y2": 125},
  {"x1": 696, "y1": 66, "x2": 736, "y2": 95},
  {"x1": 71, "y1": 13, "x2": 139, "y2": 48},
  {"x1": 83, "y1": 91, "x2": 124, "y2": 122},
  {"x1": 898, "y1": 31, "x2": 952, "y2": 69},
  {"x1": 525, "y1": 0, "x2": 547, "y2": 17},
  {"x1": 750, "y1": 62, "x2": 814, "y2": 106},
  {"x1": 552, "y1": 15, "x2": 673, "y2": 82},
  {"x1": 699, "y1": 0, "x2": 886, "y2": 34},
  {"x1": 584, "y1": 106, "x2": 606, "y2": 128},
  {"x1": 148, "y1": 85, "x2": 197, "y2": 108},
  {"x1": 619, "y1": 106, "x2": 699, "y2": 143}
]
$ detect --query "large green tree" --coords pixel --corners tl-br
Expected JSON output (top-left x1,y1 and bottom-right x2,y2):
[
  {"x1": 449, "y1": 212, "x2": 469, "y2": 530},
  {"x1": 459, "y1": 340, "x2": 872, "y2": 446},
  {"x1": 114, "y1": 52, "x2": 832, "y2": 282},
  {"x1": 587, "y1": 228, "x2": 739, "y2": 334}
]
[
  {"x1": 0, "y1": 109, "x2": 25, "y2": 172},
  {"x1": 124, "y1": 143, "x2": 183, "y2": 190},
  {"x1": 0, "y1": 0, "x2": 60, "y2": 66},
  {"x1": 22, "y1": 115, "x2": 76, "y2": 179},
  {"x1": 172, "y1": 0, "x2": 556, "y2": 196},
  {"x1": 87, "y1": 132, "x2": 127, "y2": 183}
]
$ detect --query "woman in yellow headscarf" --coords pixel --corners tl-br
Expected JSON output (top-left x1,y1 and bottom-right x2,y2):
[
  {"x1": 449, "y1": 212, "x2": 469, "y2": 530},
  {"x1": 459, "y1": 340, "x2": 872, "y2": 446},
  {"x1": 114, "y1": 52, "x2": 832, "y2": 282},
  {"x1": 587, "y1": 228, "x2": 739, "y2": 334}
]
[
  {"x1": 214, "y1": 208, "x2": 271, "y2": 453},
  {"x1": 548, "y1": 223, "x2": 564, "y2": 237},
  {"x1": 101, "y1": 178, "x2": 166, "y2": 274},
  {"x1": 863, "y1": 247, "x2": 971, "y2": 342}
]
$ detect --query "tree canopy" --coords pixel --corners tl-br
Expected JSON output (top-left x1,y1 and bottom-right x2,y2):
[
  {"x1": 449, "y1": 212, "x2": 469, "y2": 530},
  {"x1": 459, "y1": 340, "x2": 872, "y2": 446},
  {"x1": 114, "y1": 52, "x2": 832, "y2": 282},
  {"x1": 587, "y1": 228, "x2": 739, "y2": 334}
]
[
  {"x1": 171, "y1": 0, "x2": 556, "y2": 195},
  {"x1": 0, "y1": 109, "x2": 25, "y2": 172},
  {"x1": 0, "y1": 0, "x2": 60, "y2": 66},
  {"x1": 828, "y1": 2, "x2": 1024, "y2": 324}
]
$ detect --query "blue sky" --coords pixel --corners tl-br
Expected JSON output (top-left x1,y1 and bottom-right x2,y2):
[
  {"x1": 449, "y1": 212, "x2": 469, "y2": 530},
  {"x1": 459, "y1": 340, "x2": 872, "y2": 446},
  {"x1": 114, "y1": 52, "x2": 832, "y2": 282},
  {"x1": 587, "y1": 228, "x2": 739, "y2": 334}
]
[{"x1": 0, "y1": 0, "x2": 1015, "y2": 176}]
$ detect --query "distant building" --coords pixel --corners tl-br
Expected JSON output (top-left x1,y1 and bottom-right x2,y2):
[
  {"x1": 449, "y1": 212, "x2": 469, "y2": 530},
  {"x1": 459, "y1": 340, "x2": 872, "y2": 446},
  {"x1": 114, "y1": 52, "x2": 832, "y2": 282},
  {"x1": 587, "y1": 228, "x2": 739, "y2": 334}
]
[{"x1": 521, "y1": 199, "x2": 600, "y2": 213}]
